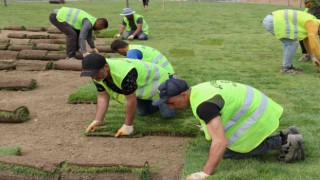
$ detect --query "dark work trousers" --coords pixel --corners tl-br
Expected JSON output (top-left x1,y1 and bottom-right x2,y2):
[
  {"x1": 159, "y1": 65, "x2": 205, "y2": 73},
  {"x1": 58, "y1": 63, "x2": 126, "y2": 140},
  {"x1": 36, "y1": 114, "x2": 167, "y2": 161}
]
[
  {"x1": 49, "y1": 13, "x2": 80, "y2": 58},
  {"x1": 142, "y1": 0, "x2": 149, "y2": 6},
  {"x1": 223, "y1": 134, "x2": 282, "y2": 159},
  {"x1": 299, "y1": 40, "x2": 308, "y2": 54}
]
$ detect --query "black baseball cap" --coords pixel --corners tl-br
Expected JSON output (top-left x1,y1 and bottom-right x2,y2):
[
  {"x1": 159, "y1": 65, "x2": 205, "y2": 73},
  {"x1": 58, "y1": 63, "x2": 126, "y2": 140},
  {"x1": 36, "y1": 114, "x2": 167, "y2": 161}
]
[
  {"x1": 80, "y1": 54, "x2": 106, "y2": 77},
  {"x1": 152, "y1": 78, "x2": 189, "y2": 106}
]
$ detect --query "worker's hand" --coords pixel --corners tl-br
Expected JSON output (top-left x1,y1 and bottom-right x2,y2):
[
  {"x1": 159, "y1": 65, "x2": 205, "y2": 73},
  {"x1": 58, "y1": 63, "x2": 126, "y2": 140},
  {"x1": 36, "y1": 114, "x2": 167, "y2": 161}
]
[
  {"x1": 115, "y1": 124, "x2": 133, "y2": 137},
  {"x1": 83, "y1": 52, "x2": 90, "y2": 57},
  {"x1": 92, "y1": 48, "x2": 99, "y2": 54},
  {"x1": 85, "y1": 120, "x2": 103, "y2": 133},
  {"x1": 186, "y1": 171, "x2": 209, "y2": 180},
  {"x1": 127, "y1": 35, "x2": 134, "y2": 40},
  {"x1": 114, "y1": 34, "x2": 121, "y2": 39}
]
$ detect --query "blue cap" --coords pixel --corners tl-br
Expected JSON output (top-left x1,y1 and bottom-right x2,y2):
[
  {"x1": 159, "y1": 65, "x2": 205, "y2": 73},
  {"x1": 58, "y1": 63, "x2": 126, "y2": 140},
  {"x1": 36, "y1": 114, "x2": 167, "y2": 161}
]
[{"x1": 152, "y1": 78, "x2": 189, "y2": 106}]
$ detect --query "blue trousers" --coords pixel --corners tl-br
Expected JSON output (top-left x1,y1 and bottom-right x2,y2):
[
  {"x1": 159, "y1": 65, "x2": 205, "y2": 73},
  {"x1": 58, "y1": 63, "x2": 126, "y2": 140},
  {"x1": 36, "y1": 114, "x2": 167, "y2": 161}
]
[{"x1": 136, "y1": 99, "x2": 176, "y2": 118}]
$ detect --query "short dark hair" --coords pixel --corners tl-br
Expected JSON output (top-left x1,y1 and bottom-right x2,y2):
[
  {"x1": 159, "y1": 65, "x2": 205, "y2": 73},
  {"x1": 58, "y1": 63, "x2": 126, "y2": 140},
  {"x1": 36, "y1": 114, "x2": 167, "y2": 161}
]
[
  {"x1": 110, "y1": 39, "x2": 129, "y2": 51},
  {"x1": 97, "y1": 18, "x2": 109, "y2": 29}
]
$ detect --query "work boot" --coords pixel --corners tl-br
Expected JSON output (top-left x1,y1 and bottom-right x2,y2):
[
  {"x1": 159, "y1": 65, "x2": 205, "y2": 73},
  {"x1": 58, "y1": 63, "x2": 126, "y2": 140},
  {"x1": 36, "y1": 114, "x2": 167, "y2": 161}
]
[
  {"x1": 280, "y1": 66, "x2": 303, "y2": 74},
  {"x1": 278, "y1": 134, "x2": 305, "y2": 163},
  {"x1": 280, "y1": 126, "x2": 299, "y2": 137},
  {"x1": 298, "y1": 54, "x2": 310, "y2": 62}
]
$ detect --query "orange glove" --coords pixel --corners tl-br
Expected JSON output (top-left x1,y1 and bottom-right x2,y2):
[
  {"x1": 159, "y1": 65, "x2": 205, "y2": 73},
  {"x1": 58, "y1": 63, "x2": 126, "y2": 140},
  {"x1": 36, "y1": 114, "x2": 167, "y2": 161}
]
[
  {"x1": 186, "y1": 171, "x2": 210, "y2": 180},
  {"x1": 114, "y1": 124, "x2": 133, "y2": 137},
  {"x1": 85, "y1": 120, "x2": 103, "y2": 133},
  {"x1": 92, "y1": 48, "x2": 99, "y2": 53}
]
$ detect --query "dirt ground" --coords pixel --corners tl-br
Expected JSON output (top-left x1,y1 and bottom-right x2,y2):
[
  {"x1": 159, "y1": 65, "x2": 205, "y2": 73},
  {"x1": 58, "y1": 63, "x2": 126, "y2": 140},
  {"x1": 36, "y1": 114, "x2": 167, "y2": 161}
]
[
  {"x1": 0, "y1": 70, "x2": 191, "y2": 179},
  {"x1": 0, "y1": 27, "x2": 192, "y2": 179}
]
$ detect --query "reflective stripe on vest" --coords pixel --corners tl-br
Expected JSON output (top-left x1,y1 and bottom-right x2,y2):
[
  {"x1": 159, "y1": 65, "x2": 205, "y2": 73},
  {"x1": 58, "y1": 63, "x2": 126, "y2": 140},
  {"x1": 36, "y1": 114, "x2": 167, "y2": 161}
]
[
  {"x1": 152, "y1": 54, "x2": 169, "y2": 69},
  {"x1": 124, "y1": 14, "x2": 148, "y2": 34},
  {"x1": 129, "y1": 45, "x2": 174, "y2": 75},
  {"x1": 284, "y1": 10, "x2": 298, "y2": 40},
  {"x1": 56, "y1": 7, "x2": 97, "y2": 30},
  {"x1": 272, "y1": 9, "x2": 318, "y2": 40},
  {"x1": 189, "y1": 81, "x2": 282, "y2": 153},
  {"x1": 227, "y1": 86, "x2": 269, "y2": 146},
  {"x1": 138, "y1": 61, "x2": 160, "y2": 99},
  {"x1": 65, "y1": 8, "x2": 81, "y2": 27}
]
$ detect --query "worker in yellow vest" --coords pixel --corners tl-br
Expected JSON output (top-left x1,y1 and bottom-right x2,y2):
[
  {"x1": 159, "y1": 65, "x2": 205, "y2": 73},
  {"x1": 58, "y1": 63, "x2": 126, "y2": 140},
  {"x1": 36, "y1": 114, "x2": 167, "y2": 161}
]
[
  {"x1": 114, "y1": 8, "x2": 148, "y2": 40},
  {"x1": 80, "y1": 54, "x2": 176, "y2": 137},
  {"x1": 49, "y1": 7, "x2": 108, "y2": 60},
  {"x1": 110, "y1": 39, "x2": 174, "y2": 75},
  {"x1": 298, "y1": 0, "x2": 320, "y2": 62},
  {"x1": 153, "y1": 78, "x2": 305, "y2": 179},
  {"x1": 263, "y1": 9, "x2": 320, "y2": 73}
]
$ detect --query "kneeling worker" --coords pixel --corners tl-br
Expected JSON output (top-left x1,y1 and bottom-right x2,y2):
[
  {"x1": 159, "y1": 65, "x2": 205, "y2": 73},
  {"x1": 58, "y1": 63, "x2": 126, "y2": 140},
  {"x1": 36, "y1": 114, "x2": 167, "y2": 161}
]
[
  {"x1": 153, "y1": 79, "x2": 305, "y2": 179},
  {"x1": 111, "y1": 39, "x2": 174, "y2": 75},
  {"x1": 81, "y1": 54, "x2": 176, "y2": 137}
]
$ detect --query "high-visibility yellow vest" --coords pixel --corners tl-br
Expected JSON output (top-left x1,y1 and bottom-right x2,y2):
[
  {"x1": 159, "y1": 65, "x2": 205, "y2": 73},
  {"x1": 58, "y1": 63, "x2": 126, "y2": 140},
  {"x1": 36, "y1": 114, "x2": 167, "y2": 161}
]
[
  {"x1": 56, "y1": 7, "x2": 97, "y2": 30},
  {"x1": 123, "y1": 14, "x2": 149, "y2": 35},
  {"x1": 190, "y1": 80, "x2": 283, "y2": 153},
  {"x1": 272, "y1": 9, "x2": 318, "y2": 40},
  {"x1": 129, "y1": 45, "x2": 174, "y2": 75},
  {"x1": 94, "y1": 58, "x2": 168, "y2": 103}
]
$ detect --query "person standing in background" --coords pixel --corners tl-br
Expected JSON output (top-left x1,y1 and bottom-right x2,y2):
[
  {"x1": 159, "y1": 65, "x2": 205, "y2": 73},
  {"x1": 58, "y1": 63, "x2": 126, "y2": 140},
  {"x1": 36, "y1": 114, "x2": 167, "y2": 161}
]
[{"x1": 142, "y1": 0, "x2": 149, "y2": 11}]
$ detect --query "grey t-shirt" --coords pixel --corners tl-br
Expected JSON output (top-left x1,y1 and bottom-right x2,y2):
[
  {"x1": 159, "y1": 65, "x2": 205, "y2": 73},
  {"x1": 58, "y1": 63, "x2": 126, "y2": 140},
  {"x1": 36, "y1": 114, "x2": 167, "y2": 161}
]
[{"x1": 52, "y1": 9, "x2": 95, "y2": 52}]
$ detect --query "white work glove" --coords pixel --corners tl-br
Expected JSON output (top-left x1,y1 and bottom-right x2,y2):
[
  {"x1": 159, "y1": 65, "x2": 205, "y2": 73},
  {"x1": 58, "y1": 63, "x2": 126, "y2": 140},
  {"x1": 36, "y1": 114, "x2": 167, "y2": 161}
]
[
  {"x1": 83, "y1": 52, "x2": 90, "y2": 57},
  {"x1": 186, "y1": 171, "x2": 209, "y2": 180},
  {"x1": 92, "y1": 48, "x2": 99, "y2": 53},
  {"x1": 127, "y1": 35, "x2": 134, "y2": 40},
  {"x1": 114, "y1": 124, "x2": 133, "y2": 137},
  {"x1": 85, "y1": 120, "x2": 103, "y2": 133},
  {"x1": 114, "y1": 34, "x2": 121, "y2": 38}
]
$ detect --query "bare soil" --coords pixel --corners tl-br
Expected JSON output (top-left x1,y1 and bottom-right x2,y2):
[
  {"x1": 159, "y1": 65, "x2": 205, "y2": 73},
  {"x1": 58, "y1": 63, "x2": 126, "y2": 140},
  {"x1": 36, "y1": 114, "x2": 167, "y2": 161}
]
[{"x1": 0, "y1": 70, "x2": 191, "y2": 179}]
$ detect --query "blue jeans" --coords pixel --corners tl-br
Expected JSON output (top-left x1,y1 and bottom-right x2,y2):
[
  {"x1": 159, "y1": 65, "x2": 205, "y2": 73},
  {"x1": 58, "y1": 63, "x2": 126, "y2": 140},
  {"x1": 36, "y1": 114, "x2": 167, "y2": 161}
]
[
  {"x1": 223, "y1": 134, "x2": 282, "y2": 159},
  {"x1": 263, "y1": 14, "x2": 298, "y2": 69},
  {"x1": 136, "y1": 99, "x2": 176, "y2": 118},
  {"x1": 123, "y1": 30, "x2": 148, "y2": 40}
]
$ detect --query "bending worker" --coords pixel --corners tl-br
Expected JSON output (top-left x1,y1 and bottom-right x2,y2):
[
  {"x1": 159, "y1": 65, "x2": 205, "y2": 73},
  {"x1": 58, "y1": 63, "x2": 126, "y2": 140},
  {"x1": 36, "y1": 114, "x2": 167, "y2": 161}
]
[
  {"x1": 110, "y1": 39, "x2": 174, "y2": 75},
  {"x1": 298, "y1": 0, "x2": 320, "y2": 62},
  {"x1": 263, "y1": 9, "x2": 320, "y2": 73},
  {"x1": 114, "y1": 8, "x2": 148, "y2": 40},
  {"x1": 81, "y1": 54, "x2": 176, "y2": 137},
  {"x1": 153, "y1": 78, "x2": 305, "y2": 179},
  {"x1": 49, "y1": 7, "x2": 108, "y2": 60}
]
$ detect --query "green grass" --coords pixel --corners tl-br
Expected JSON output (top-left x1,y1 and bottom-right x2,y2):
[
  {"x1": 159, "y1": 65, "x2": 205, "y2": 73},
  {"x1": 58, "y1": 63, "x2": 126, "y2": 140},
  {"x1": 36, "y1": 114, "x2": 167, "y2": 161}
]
[
  {"x1": 61, "y1": 162, "x2": 149, "y2": 180},
  {"x1": 1, "y1": 1, "x2": 320, "y2": 179},
  {"x1": 0, "y1": 146, "x2": 21, "y2": 156},
  {"x1": 67, "y1": 82, "x2": 97, "y2": 104},
  {"x1": 0, "y1": 163, "x2": 55, "y2": 177},
  {"x1": 85, "y1": 104, "x2": 199, "y2": 137}
]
